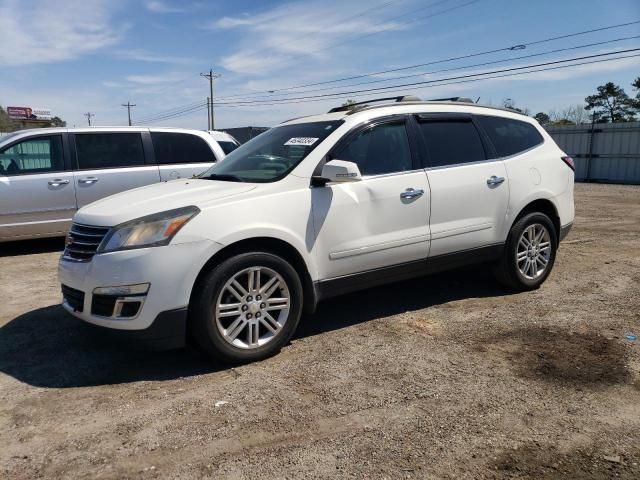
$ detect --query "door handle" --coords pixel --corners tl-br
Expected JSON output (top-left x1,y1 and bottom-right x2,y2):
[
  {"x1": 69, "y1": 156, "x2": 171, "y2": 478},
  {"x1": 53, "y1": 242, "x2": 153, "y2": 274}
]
[
  {"x1": 486, "y1": 175, "x2": 505, "y2": 186},
  {"x1": 78, "y1": 177, "x2": 99, "y2": 184},
  {"x1": 48, "y1": 179, "x2": 70, "y2": 186},
  {"x1": 400, "y1": 188, "x2": 425, "y2": 199}
]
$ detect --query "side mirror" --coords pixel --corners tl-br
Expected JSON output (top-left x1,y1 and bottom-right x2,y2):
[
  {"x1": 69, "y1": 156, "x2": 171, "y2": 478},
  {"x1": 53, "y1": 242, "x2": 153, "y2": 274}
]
[{"x1": 314, "y1": 159, "x2": 362, "y2": 184}]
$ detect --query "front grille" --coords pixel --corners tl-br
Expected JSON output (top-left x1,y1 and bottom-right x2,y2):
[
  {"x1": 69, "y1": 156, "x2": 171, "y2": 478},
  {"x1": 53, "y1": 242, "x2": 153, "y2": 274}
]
[
  {"x1": 91, "y1": 294, "x2": 117, "y2": 317},
  {"x1": 62, "y1": 223, "x2": 110, "y2": 262},
  {"x1": 61, "y1": 284, "x2": 85, "y2": 312}
]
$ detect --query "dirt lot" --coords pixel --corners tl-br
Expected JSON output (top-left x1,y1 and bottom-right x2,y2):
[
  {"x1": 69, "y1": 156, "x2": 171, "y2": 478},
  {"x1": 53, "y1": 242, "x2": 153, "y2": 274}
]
[{"x1": 1, "y1": 183, "x2": 639, "y2": 479}]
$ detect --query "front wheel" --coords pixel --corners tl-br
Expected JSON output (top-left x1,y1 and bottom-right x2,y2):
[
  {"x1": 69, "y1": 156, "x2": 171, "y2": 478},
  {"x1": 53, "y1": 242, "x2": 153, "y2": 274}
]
[
  {"x1": 190, "y1": 252, "x2": 303, "y2": 363},
  {"x1": 493, "y1": 212, "x2": 558, "y2": 291}
]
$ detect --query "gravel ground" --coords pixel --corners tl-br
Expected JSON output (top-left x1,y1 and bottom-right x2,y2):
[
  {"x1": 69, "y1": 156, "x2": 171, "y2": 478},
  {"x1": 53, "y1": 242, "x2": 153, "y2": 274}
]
[{"x1": 1, "y1": 183, "x2": 639, "y2": 479}]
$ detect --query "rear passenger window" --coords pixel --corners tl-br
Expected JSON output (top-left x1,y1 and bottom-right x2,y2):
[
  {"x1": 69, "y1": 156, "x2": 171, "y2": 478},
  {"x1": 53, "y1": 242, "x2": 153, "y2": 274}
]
[
  {"x1": 418, "y1": 120, "x2": 486, "y2": 167},
  {"x1": 476, "y1": 116, "x2": 543, "y2": 157},
  {"x1": 75, "y1": 133, "x2": 145, "y2": 169},
  {"x1": 0, "y1": 135, "x2": 64, "y2": 175},
  {"x1": 151, "y1": 133, "x2": 216, "y2": 164},
  {"x1": 332, "y1": 122, "x2": 413, "y2": 176}
]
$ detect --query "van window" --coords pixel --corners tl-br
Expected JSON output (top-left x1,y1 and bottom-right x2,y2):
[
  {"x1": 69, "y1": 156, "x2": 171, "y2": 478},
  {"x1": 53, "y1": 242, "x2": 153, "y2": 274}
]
[
  {"x1": 151, "y1": 132, "x2": 216, "y2": 164},
  {"x1": 332, "y1": 121, "x2": 413, "y2": 176},
  {"x1": 476, "y1": 116, "x2": 543, "y2": 157},
  {"x1": 218, "y1": 140, "x2": 239, "y2": 155},
  {"x1": 0, "y1": 135, "x2": 64, "y2": 176},
  {"x1": 417, "y1": 120, "x2": 486, "y2": 167},
  {"x1": 75, "y1": 133, "x2": 145, "y2": 169}
]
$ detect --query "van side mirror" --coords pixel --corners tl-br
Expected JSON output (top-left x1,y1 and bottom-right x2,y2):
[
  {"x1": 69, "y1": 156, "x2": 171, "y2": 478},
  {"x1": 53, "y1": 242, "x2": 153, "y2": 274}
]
[{"x1": 314, "y1": 159, "x2": 362, "y2": 185}]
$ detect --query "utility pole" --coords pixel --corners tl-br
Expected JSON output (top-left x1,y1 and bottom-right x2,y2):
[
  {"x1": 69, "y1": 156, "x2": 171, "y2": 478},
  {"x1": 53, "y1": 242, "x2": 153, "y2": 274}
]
[
  {"x1": 122, "y1": 102, "x2": 136, "y2": 126},
  {"x1": 200, "y1": 70, "x2": 221, "y2": 130},
  {"x1": 84, "y1": 112, "x2": 94, "y2": 126},
  {"x1": 206, "y1": 97, "x2": 211, "y2": 130}
]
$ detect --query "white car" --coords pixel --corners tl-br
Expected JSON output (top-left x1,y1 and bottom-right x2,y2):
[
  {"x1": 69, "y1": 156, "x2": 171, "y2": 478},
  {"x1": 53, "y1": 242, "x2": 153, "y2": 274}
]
[
  {"x1": 0, "y1": 127, "x2": 238, "y2": 241},
  {"x1": 59, "y1": 96, "x2": 575, "y2": 363}
]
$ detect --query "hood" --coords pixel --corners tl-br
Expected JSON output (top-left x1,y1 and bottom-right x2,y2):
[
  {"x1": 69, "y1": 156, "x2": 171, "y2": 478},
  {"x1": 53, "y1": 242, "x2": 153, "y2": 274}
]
[{"x1": 74, "y1": 179, "x2": 256, "y2": 226}]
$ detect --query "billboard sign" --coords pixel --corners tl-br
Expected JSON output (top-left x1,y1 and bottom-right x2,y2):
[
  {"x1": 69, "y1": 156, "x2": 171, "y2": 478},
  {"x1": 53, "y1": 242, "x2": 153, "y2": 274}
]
[{"x1": 7, "y1": 106, "x2": 52, "y2": 121}]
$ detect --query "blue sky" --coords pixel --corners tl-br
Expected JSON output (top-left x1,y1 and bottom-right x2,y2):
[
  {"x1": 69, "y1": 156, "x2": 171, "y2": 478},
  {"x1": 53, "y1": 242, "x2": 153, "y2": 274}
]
[{"x1": 1, "y1": 0, "x2": 639, "y2": 129}]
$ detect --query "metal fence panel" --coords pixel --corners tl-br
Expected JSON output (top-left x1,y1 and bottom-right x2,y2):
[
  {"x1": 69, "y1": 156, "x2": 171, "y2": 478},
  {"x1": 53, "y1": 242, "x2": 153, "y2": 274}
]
[{"x1": 546, "y1": 122, "x2": 640, "y2": 184}]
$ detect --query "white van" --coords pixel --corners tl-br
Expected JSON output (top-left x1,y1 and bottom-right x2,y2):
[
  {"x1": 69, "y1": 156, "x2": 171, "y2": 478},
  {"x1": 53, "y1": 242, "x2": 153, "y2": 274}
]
[{"x1": 0, "y1": 127, "x2": 238, "y2": 241}]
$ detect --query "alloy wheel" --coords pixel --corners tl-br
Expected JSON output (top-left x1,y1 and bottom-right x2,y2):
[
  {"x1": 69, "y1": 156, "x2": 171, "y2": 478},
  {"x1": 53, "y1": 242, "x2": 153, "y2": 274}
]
[
  {"x1": 516, "y1": 223, "x2": 552, "y2": 280},
  {"x1": 214, "y1": 266, "x2": 291, "y2": 349}
]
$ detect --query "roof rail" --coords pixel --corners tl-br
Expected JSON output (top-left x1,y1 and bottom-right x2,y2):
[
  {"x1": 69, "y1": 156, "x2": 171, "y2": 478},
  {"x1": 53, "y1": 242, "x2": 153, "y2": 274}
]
[
  {"x1": 328, "y1": 95, "x2": 421, "y2": 113},
  {"x1": 427, "y1": 96, "x2": 476, "y2": 103}
]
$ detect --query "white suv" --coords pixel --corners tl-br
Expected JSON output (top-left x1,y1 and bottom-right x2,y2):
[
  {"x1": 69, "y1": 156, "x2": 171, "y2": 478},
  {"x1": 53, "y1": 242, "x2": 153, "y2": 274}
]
[
  {"x1": 0, "y1": 127, "x2": 238, "y2": 241},
  {"x1": 58, "y1": 97, "x2": 575, "y2": 363}
]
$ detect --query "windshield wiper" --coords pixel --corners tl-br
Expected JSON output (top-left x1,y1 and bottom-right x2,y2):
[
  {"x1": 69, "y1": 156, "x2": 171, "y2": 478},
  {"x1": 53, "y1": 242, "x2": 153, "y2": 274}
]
[{"x1": 203, "y1": 173, "x2": 244, "y2": 182}]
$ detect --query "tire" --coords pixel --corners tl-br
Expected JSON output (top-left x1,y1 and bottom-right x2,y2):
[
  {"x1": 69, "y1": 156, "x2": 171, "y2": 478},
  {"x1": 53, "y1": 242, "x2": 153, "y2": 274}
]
[
  {"x1": 493, "y1": 212, "x2": 558, "y2": 291},
  {"x1": 190, "y1": 252, "x2": 303, "y2": 363}
]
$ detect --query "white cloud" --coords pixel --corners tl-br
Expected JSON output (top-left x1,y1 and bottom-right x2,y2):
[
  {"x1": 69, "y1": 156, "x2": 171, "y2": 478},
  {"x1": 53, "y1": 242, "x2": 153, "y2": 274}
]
[
  {"x1": 114, "y1": 49, "x2": 197, "y2": 65},
  {"x1": 0, "y1": 0, "x2": 123, "y2": 66},
  {"x1": 144, "y1": 0, "x2": 184, "y2": 14},
  {"x1": 213, "y1": 0, "x2": 408, "y2": 74},
  {"x1": 125, "y1": 72, "x2": 188, "y2": 85}
]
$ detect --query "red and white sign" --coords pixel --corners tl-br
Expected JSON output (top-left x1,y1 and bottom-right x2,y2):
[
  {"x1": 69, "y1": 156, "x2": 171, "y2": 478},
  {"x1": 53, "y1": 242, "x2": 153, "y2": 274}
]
[{"x1": 7, "y1": 106, "x2": 52, "y2": 121}]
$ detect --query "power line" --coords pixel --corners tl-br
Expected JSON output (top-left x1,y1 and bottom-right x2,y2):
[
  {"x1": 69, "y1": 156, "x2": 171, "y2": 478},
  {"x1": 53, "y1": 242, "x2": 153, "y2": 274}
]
[
  {"x1": 134, "y1": 52, "x2": 640, "y2": 123},
  {"x1": 212, "y1": 48, "x2": 640, "y2": 106},
  {"x1": 216, "y1": 35, "x2": 640, "y2": 102},
  {"x1": 121, "y1": 102, "x2": 136, "y2": 126},
  {"x1": 211, "y1": 49, "x2": 640, "y2": 108},
  {"x1": 214, "y1": 19, "x2": 640, "y2": 101},
  {"x1": 133, "y1": 99, "x2": 208, "y2": 124},
  {"x1": 133, "y1": 20, "x2": 640, "y2": 124},
  {"x1": 135, "y1": 102, "x2": 208, "y2": 125}
]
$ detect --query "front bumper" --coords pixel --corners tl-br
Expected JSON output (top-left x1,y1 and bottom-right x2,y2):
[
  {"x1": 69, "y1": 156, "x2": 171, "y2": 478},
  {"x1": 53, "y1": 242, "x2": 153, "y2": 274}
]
[{"x1": 58, "y1": 239, "x2": 222, "y2": 338}]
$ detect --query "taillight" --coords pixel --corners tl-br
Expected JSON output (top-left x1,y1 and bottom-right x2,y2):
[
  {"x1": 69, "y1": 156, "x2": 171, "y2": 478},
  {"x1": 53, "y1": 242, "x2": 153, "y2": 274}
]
[{"x1": 561, "y1": 155, "x2": 575, "y2": 171}]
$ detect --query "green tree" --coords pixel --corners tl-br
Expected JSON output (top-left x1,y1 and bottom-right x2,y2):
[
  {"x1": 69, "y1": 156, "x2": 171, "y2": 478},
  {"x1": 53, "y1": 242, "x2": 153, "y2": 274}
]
[
  {"x1": 49, "y1": 116, "x2": 66, "y2": 127},
  {"x1": 0, "y1": 105, "x2": 18, "y2": 132},
  {"x1": 533, "y1": 112, "x2": 550, "y2": 125},
  {"x1": 630, "y1": 77, "x2": 640, "y2": 111},
  {"x1": 585, "y1": 82, "x2": 635, "y2": 123}
]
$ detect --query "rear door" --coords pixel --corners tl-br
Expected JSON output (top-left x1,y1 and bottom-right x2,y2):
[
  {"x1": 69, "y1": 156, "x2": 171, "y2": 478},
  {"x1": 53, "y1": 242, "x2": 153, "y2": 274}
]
[
  {"x1": 0, "y1": 133, "x2": 77, "y2": 240},
  {"x1": 150, "y1": 132, "x2": 218, "y2": 181},
  {"x1": 416, "y1": 114, "x2": 509, "y2": 257},
  {"x1": 71, "y1": 131, "x2": 161, "y2": 208}
]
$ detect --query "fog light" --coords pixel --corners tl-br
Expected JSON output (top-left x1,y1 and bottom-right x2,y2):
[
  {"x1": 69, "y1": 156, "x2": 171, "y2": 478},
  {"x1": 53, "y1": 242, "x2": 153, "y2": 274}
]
[
  {"x1": 116, "y1": 300, "x2": 142, "y2": 318},
  {"x1": 93, "y1": 283, "x2": 150, "y2": 296}
]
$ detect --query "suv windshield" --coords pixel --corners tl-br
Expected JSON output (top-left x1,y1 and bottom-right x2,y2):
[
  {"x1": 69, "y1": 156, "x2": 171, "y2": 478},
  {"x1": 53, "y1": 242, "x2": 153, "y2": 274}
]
[{"x1": 200, "y1": 120, "x2": 343, "y2": 182}]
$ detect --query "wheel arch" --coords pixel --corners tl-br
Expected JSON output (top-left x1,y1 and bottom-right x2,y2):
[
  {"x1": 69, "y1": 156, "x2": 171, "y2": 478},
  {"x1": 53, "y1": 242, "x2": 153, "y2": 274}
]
[
  {"x1": 511, "y1": 198, "x2": 561, "y2": 243},
  {"x1": 189, "y1": 237, "x2": 318, "y2": 316}
]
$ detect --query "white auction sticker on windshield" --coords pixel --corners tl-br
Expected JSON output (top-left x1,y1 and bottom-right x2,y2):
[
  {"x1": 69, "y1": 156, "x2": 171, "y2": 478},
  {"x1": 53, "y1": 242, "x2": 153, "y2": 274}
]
[{"x1": 284, "y1": 137, "x2": 319, "y2": 146}]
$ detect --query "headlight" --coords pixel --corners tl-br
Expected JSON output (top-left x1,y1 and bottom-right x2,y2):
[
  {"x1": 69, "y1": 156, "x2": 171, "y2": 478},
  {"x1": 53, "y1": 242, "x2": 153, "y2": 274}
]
[{"x1": 98, "y1": 206, "x2": 200, "y2": 253}]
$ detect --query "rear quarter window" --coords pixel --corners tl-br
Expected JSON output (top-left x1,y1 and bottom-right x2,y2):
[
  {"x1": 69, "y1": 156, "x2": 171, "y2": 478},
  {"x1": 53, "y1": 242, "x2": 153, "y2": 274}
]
[
  {"x1": 476, "y1": 116, "x2": 543, "y2": 158},
  {"x1": 151, "y1": 132, "x2": 216, "y2": 164}
]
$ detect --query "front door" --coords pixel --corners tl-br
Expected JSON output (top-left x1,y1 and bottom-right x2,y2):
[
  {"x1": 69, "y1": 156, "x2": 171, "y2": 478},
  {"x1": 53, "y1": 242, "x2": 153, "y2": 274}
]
[
  {"x1": 312, "y1": 118, "x2": 431, "y2": 280},
  {"x1": 415, "y1": 115, "x2": 509, "y2": 257},
  {"x1": 0, "y1": 134, "x2": 77, "y2": 240},
  {"x1": 71, "y1": 132, "x2": 161, "y2": 209}
]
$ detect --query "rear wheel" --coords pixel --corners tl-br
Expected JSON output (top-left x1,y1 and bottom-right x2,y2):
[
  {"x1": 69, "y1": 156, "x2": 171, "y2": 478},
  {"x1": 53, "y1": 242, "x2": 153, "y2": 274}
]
[
  {"x1": 191, "y1": 252, "x2": 303, "y2": 363},
  {"x1": 493, "y1": 212, "x2": 557, "y2": 290}
]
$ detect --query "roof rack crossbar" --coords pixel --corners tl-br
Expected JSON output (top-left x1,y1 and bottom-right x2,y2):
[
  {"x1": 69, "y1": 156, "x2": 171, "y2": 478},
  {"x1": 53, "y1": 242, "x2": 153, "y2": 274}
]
[{"x1": 328, "y1": 95, "x2": 421, "y2": 113}]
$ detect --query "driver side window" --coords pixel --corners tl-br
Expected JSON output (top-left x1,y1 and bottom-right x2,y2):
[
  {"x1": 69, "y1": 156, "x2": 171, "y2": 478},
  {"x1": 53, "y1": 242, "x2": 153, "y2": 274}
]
[
  {"x1": 0, "y1": 135, "x2": 64, "y2": 176},
  {"x1": 333, "y1": 121, "x2": 413, "y2": 176}
]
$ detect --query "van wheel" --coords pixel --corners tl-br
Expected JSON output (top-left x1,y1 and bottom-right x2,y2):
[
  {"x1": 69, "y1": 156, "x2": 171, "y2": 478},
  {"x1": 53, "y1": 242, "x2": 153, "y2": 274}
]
[
  {"x1": 493, "y1": 212, "x2": 557, "y2": 291},
  {"x1": 190, "y1": 252, "x2": 303, "y2": 363}
]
